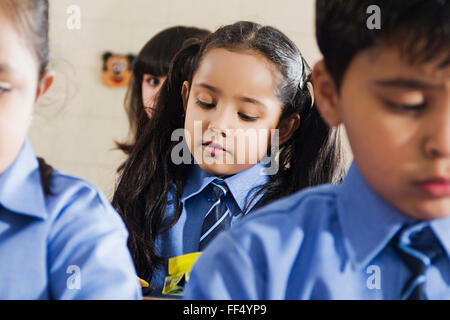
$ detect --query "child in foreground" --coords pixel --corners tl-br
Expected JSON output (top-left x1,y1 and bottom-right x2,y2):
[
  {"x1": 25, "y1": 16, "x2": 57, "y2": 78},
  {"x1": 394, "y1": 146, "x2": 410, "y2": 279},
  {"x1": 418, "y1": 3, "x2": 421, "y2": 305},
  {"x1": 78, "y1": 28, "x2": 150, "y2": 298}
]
[
  {"x1": 0, "y1": 0, "x2": 141, "y2": 299},
  {"x1": 184, "y1": 0, "x2": 450, "y2": 300}
]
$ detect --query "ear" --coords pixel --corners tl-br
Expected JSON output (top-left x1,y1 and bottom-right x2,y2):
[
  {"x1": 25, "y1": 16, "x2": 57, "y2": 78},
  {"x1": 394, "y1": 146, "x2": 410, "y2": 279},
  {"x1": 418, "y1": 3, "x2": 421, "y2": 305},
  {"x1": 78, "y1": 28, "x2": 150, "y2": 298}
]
[
  {"x1": 278, "y1": 113, "x2": 301, "y2": 145},
  {"x1": 102, "y1": 52, "x2": 112, "y2": 70},
  {"x1": 181, "y1": 81, "x2": 190, "y2": 113},
  {"x1": 312, "y1": 60, "x2": 341, "y2": 127},
  {"x1": 35, "y1": 70, "x2": 55, "y2": 103},
  {"x1": 126, "y1": 54, "x2": 135, "y2": 70}
]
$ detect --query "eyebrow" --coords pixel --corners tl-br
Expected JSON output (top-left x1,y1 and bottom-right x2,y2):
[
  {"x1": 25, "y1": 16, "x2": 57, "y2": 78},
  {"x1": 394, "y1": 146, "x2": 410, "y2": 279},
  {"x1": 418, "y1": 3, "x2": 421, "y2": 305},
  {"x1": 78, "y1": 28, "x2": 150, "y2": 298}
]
[
  {"x1": 196, "y1": 83, "x2": 221, "y2": 93},
  {"x1": 372, "y1": 77, "x2": 442, "y2": 89},
  {"x1": 0, "y1": 63, "x2": 19, "y2": 77},
  {"x1": 195, "y1": 82, "x2": 268, "y2": 110}
]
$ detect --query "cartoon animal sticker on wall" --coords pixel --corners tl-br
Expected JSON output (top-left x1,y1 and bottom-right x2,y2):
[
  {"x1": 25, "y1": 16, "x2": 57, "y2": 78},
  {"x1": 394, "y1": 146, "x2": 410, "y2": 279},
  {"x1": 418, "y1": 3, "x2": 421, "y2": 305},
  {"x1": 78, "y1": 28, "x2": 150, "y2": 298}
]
[{"x1": 101, "y1": 52, "x2": 135, "y2": 88}]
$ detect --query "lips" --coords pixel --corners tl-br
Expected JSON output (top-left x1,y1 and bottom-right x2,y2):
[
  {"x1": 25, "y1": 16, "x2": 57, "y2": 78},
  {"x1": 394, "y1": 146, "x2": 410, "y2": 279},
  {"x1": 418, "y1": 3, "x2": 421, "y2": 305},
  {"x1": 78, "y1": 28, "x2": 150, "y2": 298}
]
[
  {"x1": 202, "y1": 141, "x2": 227, "y2": 157},
  {"x1": 416, "y1": 178, "x2": 450, "y2": 197},
  {"x1": 112, "y1": 77, "x2": 123, "y2": 83}
]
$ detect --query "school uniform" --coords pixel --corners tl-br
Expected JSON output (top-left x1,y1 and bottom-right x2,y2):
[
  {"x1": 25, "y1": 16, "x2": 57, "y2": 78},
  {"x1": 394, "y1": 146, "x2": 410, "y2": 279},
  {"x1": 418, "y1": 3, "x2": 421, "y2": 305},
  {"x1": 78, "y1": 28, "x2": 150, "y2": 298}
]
[
  {"x1": 183, "y1": 162, "x2": 450, "y2": 299},
  {"x1": 146, "y1": 161, "x2": 269, "y2": 297},
  {"x1": 0, "y1": 139, "x2": 142, "y2": 299}
]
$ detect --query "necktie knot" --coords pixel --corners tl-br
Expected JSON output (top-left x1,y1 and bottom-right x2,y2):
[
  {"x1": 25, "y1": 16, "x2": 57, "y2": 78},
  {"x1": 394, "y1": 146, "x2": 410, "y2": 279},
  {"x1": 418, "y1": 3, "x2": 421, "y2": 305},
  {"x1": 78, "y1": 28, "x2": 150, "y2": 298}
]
[
  {"x1": 210, "y1": 179, "x2": 228, "y2": 199},
  {"x1": 392, "y1": 223, "x2": 445, "y2": 299}
]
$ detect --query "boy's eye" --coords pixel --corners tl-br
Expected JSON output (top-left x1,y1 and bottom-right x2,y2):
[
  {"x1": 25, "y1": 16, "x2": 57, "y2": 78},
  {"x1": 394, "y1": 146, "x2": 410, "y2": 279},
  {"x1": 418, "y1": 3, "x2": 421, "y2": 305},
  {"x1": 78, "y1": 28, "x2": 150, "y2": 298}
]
[
  {"x1": 384, "y1": 100, "x2": 427, "y2": 113},
  {"x1": 196, "y1": 99, "x2": 215, "y2": 109},
  {"x1": 238, "y1": 112, "x2": 258, "y2": 121}
]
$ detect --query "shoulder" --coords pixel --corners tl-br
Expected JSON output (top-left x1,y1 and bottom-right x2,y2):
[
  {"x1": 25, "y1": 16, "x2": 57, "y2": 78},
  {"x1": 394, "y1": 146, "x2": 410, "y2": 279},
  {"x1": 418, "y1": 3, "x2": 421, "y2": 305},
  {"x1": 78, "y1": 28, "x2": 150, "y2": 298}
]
[
  {"x1": 45, "y1": 169, "x2": 126, "y2": 232},
  {"x1": 240, "y1": 183, "x2": 340, "y2": 230},
  {"x1": 227, "y1": 183, "x2": 341, "y2": 255}
]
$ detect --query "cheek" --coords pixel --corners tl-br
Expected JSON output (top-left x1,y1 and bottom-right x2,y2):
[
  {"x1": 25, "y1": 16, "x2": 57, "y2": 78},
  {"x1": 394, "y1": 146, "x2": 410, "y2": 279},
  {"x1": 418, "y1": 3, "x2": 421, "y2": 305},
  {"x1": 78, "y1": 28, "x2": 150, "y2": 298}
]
[
  {"x1": 0, "y1": 93, "x2": 34, "y2": 172},
  {"x1": 141, "y1": 83, "x2": 158, "y2": 107},
  {"x1": 234, "y1": 123, "x2": 275, "y2": 163}
]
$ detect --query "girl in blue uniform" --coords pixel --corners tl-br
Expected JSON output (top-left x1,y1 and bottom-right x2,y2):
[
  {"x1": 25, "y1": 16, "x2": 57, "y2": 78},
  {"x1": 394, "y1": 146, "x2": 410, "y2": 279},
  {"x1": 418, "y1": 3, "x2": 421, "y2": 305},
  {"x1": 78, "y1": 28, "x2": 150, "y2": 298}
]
[
  {"x1": 112, "y1": 21, "x2": 346, "y2": 297},
  {"x1": 0, "y1": 0, "x2": 141, "y2": 299}
]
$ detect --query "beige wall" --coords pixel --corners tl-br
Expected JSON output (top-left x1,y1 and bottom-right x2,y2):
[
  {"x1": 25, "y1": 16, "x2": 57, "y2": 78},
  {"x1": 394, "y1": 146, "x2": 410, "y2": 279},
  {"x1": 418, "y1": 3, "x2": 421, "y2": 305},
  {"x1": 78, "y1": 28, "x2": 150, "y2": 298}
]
[{"x1": 29, "y1": 0, "x2": 350, "y2": 199}]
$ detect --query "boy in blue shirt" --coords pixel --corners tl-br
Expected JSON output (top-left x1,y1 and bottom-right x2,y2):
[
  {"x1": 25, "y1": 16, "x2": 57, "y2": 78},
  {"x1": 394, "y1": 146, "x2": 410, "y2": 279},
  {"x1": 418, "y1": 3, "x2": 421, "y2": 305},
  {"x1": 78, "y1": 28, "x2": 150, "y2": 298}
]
[{"x1": 184, "y1": 0, "x2": 450, "y2": 299}]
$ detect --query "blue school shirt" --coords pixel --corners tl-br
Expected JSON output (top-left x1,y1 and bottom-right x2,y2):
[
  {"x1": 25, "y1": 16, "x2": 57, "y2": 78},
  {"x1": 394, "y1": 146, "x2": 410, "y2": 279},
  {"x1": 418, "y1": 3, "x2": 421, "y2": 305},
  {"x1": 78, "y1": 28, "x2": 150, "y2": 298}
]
[
  {"x1": 183, "y1": 162, "x2": 450, "y2": 299},
  {"x1": 147, "y1": 161, "x2": 269, "y2": 297},
  {"x1": 0, "y1": 139, "x2": 142, "y2": 300}
]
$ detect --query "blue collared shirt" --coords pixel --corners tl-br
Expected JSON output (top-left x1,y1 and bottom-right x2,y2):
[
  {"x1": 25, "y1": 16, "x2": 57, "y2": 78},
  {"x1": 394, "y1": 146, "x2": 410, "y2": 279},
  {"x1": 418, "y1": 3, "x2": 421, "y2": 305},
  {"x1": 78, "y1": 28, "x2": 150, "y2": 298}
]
[
  {"x1": 147, "y1": 162, "x2": 270, "y2": 297},
  {"x1": 184, "y1": 162, "x2": 450, "y2": 299},
  {"x1": 0, "y1": 139, "x2": 142, "y2": 299}
]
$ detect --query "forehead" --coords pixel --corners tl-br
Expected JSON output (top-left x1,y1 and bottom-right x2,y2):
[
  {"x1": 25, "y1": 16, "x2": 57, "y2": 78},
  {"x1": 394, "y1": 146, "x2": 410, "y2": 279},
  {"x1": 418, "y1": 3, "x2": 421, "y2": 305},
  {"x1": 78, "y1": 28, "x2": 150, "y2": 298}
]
[
  {"x1": 350, "y1": 45, "x2": 450, "y2": 84},
  {"x1": 193, "y1": 48, "x2": 279, "y2": 95},
  {"x1": 0, "y1": 10, "x2": 38, "y2": 79}
]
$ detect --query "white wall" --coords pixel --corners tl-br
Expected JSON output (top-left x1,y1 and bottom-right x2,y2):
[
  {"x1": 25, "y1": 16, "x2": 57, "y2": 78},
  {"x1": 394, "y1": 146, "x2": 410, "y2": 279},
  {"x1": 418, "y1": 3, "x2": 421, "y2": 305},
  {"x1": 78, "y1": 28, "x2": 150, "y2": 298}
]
[{"x1": 29, "y1": 0, "x2": 350, "y2": 199}]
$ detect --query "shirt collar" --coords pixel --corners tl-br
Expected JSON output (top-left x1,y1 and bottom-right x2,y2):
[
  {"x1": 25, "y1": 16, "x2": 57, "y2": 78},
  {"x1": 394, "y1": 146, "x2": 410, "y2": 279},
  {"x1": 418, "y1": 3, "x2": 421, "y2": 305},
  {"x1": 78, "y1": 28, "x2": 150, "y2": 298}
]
[
  {"x1": 0, "y1": 139, "x2": 48, "y2": 219},
  {"x1": 337, "y1": 161, "x2": 416, "y2": 270},
  {"x1": 181, "y1": 162, "x2": 270, "y2": 212},
  {"x1": 224, "y1": 161, "x2": 270, "y2": 212},
  {"x1": 430, "y1": 216, "x2": 450, "y2": 260}
]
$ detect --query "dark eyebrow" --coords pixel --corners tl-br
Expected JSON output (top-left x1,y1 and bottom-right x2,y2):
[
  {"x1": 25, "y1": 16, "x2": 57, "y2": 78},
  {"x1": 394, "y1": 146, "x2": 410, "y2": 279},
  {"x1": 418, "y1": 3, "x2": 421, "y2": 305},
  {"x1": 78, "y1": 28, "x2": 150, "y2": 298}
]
[
  {"x1": 195, "y1": 83, "x2": 221, "y2": 93},
  {"x1": 0, "y1": 63, "x2": 19, "y2": 77},
  {"x1": 237, "y1": 96, "x2": 268, "y2": 110},
  {"x1": 195, "y1": 82, "x2": 268, "y2": 110},
  {"x1": 372, "y1": 78, "x2": 442, "y2": 90}
]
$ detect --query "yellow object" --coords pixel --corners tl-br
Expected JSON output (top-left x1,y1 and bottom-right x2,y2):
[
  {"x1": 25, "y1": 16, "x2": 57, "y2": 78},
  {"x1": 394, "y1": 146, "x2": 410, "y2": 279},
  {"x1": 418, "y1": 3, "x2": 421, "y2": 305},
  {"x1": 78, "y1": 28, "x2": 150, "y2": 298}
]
[
  {"x1": 138, "y1": 277, "x2": 149, "y2": 288},
  {"x1": 162, "y1": 252, "x2": 202, "y2": 296}
]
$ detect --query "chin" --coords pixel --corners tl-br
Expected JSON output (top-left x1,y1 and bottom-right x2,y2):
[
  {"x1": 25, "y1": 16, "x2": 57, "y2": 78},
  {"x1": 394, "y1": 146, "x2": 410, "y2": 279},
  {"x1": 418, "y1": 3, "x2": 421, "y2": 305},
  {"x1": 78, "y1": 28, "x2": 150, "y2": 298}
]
[
  {"x1": 403, "y1": 198, "x2": 450, "y2": 220},
  {"x1": 198, "y1": 162, "x2": 252, "y2": 178}
]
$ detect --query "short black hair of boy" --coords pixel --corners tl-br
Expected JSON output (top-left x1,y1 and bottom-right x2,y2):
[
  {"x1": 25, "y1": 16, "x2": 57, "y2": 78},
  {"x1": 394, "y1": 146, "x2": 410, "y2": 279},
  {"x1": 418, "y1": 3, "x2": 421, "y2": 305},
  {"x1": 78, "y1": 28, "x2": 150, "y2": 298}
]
[{"x1": 316, "y1": 0, "x2": 450, "y2": 89}]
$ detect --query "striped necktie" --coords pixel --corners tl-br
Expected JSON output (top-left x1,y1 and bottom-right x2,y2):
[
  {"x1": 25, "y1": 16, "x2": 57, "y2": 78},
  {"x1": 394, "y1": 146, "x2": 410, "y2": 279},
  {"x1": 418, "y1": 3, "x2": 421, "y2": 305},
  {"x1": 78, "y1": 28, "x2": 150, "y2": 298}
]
[
  {"x1": 392, "y1": 223, "x2": 445, "y2": 300},
  {"x1": 199, "y1": 180, "x2": 231, "y2": 251}
]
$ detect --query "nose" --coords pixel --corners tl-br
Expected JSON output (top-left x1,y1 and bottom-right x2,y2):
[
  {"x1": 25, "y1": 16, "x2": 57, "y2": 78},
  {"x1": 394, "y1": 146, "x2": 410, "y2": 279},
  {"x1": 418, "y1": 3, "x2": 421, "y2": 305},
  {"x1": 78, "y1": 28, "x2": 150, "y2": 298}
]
[
  {"x1": 423, "y1": 101, "x2": 450, "y2": 159},
  {"x1": 207, "y1": 104, "x2": 233, "y2": 138}
]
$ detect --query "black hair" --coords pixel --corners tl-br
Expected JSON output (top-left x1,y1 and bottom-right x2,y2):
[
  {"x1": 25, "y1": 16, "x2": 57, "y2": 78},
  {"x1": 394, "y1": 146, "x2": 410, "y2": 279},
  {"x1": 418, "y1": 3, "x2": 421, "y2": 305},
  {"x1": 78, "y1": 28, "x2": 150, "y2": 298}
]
[
  {"x1": 116, "y1": 26, "x2": 211, "y2": 156},
  {"x1": 316, "y1": 0, "x2": 450, "y2": 90},
  {"x1": 112, "y1": 21, "x2": 345, "y2": 290},
  {"x1": 1, "y1": 0, "x2": 54, "y2": 195}
]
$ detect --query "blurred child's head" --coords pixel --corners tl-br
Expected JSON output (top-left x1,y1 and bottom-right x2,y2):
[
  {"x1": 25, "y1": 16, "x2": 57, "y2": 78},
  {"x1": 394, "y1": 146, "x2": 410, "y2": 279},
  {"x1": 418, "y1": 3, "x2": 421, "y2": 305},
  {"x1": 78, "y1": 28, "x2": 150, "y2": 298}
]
[
  {"x1": 117, "y1": 26, "x2": 210, "y2": 155},
  {"x1": 0, "y1": 0, "x2": 53, "y2": 173},
  {"x1": 127, "y1": 26, "x2": 210, "y2": 118},
  {"x1": 313, "y1": 0, "x2": 450, "y2": 219}
]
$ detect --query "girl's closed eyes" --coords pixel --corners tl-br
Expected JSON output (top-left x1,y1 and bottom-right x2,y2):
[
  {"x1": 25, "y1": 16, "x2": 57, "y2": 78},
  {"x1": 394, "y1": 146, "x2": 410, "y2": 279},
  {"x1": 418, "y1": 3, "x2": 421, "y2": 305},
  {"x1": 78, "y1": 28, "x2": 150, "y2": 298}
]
[
  {"x1": 0, "y1": 81, "x2": 12, "y2": 94},
  {"x1": 196, "y1": 99, "x2": 260, "y2": 121}
]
